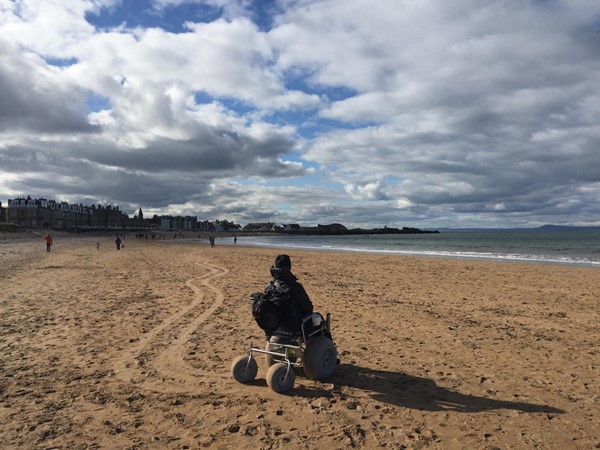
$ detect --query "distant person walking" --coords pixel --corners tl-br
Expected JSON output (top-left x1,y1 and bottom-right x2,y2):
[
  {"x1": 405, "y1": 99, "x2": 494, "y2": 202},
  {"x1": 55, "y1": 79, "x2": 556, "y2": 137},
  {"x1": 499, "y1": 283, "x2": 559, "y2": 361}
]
[
  {"x1": 44, "y1": 233, "x2": 53, "y2": 252},
  {"x1": 96, "y1": 241, "x2": 101, "y2": 250},
  {"x1": 115, "y1": 236, "x2": 122, "y2": 250}
]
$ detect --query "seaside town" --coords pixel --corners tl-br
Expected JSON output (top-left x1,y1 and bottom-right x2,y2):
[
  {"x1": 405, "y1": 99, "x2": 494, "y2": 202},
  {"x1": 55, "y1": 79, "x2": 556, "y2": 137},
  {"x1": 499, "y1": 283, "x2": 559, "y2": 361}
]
[
  {"x1": 0, "y1": 195, "x2": 436, "y2": 235},
  {"x1": 0, "y1": 195, "x2": 242, "y2": 232}
]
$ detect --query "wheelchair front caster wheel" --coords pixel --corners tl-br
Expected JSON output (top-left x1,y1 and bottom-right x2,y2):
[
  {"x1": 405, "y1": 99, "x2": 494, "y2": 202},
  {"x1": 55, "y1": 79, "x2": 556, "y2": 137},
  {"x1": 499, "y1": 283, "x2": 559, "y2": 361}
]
[
  {"x1": 266, "y1": 363, "x2": 295, "y2": 393},
  {"x1": 231, "y1": 355, "x2": 258, "y2": 384}
]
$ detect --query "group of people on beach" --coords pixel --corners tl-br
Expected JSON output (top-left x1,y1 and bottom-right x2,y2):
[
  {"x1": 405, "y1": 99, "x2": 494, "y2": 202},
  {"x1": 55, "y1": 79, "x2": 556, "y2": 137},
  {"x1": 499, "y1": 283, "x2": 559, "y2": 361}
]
[
  {"x1": 43, "y1": 232, "x2": 239, "y2": 253},
  {"x1": 209, "y1": 235, "x2": 237, "y2": 247}
]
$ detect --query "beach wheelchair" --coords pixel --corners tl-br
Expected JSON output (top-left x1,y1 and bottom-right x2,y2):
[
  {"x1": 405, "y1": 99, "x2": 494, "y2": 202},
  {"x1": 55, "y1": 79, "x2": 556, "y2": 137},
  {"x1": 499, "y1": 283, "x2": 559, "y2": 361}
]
[{"x1": 231, "y1": 311, "x2": 339, "y2": 393}]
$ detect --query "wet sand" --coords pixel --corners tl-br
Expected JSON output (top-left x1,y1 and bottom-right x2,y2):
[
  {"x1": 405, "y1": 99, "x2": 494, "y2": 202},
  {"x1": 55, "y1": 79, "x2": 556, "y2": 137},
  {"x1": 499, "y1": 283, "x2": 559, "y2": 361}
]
[{"x1": 0, "y1": 231, "x2": 598, "y2": 449}]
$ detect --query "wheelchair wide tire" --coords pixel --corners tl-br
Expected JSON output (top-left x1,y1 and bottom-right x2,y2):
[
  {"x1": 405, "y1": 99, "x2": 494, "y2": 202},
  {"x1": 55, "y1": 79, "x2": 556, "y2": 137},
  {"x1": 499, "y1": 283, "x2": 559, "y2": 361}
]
[{"x1": 302, "y1": 335, "x2": 337, "y2": 380}]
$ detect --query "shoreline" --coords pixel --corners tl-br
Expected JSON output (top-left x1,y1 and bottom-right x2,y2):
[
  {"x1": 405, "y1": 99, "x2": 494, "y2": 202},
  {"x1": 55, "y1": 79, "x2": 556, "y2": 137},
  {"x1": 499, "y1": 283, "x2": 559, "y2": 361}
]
[
  {"x1": 164, "y1": 235, "x2": 600, "y2": 269},
  {"x1": 3, "y1": 228, "x2": 599, "y2": 268}
]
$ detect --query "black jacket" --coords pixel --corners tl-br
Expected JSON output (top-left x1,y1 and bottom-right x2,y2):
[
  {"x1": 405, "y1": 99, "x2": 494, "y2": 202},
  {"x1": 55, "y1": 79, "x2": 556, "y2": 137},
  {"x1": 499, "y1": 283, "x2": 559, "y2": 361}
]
[{"x1": 266, "y1": 272, "x2": 313, "y2": 334}]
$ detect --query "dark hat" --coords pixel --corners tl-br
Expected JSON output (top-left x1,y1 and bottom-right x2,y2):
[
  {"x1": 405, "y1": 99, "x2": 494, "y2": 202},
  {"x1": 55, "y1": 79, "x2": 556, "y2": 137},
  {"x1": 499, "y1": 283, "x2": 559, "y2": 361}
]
[{"x1": 274, "y1": 254, "x2": 291, "y2": 269}]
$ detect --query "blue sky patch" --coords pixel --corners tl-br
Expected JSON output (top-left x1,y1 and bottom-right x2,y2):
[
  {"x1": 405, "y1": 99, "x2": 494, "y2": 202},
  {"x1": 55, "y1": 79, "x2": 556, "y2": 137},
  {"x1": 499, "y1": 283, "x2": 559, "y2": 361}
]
[
  {"x1": 193, "y1": 92, "x2": 256, "y2": 116},
  {"x1": 283, "y1": 71, "x2": 358, "y2": 102},
  {"x1": 264, "y1": 108, "x2": 316, "y2": 129},
  {"x1": 295, "y1": 117, "x2": 378, "y2": 140},
  {"x1": 85, "y1": 1, "x2": 222, "y2": 33},
  {"x1": 86, "y1": 94, "x2": 112, "y2": 112},
  {"x1": 249, "y1": 0, "x2": 279, "y2": 32},
  {"x1": 44, "y1": 57, "x2": 79, "y2": 67}
]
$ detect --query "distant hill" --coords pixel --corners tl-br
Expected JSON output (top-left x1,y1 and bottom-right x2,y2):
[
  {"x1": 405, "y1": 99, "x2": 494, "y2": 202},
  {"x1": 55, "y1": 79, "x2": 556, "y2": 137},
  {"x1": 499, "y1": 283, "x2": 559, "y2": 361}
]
[
  {"x1": 286, "y1": 225, "x2": 439, "y2": 235},
  {"x1": 538, "y1": 224, "x2": 600, "y2": 231},
  {"x1": 437, "y1": 225, "x2": 600, "y2": 232}
]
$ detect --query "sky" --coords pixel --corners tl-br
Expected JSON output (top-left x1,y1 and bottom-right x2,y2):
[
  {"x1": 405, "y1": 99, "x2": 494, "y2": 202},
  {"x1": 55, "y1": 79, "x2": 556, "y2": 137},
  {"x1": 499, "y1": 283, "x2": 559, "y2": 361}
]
[{"x1": 1, "y1": 0, "x2": 600, "y2": 229}]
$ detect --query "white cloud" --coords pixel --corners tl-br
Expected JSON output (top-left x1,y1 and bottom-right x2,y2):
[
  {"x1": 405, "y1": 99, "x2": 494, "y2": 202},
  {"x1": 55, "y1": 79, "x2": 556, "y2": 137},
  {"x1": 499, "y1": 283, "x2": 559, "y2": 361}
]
[
  {"x1": 344, "y1": 182, "x2": 389, "y2": 201},
  {"x1": 0, "y1": 0, "x2": 103, "y2": 56},
  {"x1": 0, "y1": 37, "x2": 97, "y2": 133}
]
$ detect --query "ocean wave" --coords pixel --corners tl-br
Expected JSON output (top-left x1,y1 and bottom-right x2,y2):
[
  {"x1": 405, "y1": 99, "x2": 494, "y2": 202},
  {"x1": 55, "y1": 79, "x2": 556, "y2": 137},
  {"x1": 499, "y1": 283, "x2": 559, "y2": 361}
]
[{"x1": 234, "y1": 236, "x2": 600, "y2": 267}]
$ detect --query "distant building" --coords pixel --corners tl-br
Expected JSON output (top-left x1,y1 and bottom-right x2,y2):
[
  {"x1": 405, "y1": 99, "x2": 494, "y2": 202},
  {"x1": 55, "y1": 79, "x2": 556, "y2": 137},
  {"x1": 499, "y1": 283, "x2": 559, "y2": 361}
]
[
  {"x1": 148, "y1": 214, "x2": 162, "y2": 228},
  {"x1": 197, "y1": 220, "x2": 214, "y2": 232},
  {"x1": 243, "y1": 222, "x2": 275, "y2": 232},
  {"x1": 5, "y1": 195, "x2": 242, "y2": 232},
  {"x1": 160, "y1": 215, "x2": 198, "y2": 230},
  {"x1": 7, "y1": 196, "x2": 128, "y2": 229},
  {"x1": 90, "y1": 204, "x2": 127, "y2": 229},
  {"x1": 7, "y1": 196, "x2": 69, "y2": 228},
  {"x1": 214, "y1": 219, "x2": 241, "y2": 232},
  {"x1": 0, "y1": 201, "x2": 6, "y2": 223},
  {"x1": 131, "y1": 207, "x2": 148, "y2": 228}
]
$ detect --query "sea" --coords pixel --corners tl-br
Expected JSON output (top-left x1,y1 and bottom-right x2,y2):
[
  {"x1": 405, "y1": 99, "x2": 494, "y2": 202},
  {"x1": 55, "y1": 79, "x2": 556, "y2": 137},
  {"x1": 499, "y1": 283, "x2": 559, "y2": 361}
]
[{"x1": 221, "y1": 229, "x2": 600, "y2": 267}]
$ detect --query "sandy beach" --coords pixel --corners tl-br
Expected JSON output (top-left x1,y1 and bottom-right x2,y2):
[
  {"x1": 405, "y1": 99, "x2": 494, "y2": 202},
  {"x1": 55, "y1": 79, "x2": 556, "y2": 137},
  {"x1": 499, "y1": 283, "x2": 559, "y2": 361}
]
[{"x1": 0, "y1": 231, "x2": 598, "y2": 449}]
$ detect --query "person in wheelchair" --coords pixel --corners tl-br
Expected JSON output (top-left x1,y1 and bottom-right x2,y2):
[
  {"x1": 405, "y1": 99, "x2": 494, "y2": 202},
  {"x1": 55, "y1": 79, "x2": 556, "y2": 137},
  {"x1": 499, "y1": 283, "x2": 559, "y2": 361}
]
[
  {"x1": 266, "y1": 254, "x2": 313, "y2": 342},
  {"x1": 232, "y1": 254, "x2": 338, "y2": 392}
]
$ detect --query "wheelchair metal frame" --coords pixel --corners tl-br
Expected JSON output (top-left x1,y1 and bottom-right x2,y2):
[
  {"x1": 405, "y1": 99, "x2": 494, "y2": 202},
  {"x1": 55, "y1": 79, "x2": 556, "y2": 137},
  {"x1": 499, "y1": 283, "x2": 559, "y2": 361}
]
[{"x1": 244, "y1": 312, "x2": 331, "y2": 380}]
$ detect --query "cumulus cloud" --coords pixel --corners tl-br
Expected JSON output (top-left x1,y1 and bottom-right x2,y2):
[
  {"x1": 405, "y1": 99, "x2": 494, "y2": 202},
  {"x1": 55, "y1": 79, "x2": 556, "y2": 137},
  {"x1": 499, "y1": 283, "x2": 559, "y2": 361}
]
[
  {"x1": 0, "y1": 38, "x2": 98, "y2": 133},
  {"x1": 344, "y1": 181, "x2": 390, "y2": 201}
]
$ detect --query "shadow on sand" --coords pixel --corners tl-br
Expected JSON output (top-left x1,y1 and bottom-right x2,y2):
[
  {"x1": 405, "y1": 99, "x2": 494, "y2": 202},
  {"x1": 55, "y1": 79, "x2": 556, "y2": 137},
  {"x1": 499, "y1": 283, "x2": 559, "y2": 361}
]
[{"x1": 320, "y1": 363, "x2": 565, "y2": 414}]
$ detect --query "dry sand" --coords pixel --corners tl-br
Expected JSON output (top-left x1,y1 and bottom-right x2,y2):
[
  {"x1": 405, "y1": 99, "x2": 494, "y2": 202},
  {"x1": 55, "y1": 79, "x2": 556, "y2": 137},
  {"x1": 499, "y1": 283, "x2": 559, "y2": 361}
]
[{"x1": 0, "y1": 231, "x2": 598, "y2": 449}]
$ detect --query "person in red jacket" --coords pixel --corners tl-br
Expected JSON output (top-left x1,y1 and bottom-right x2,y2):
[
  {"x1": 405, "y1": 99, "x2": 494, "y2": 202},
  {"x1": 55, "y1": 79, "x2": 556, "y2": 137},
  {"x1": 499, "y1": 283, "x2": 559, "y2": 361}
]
[{"x1": 44, "y1": 233, "x2": 53, "y2": 252}]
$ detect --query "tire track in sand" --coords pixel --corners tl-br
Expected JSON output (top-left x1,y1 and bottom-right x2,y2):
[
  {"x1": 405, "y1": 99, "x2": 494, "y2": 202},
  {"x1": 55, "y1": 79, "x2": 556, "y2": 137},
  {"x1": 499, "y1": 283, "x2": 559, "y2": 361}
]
[{"x1": 114, "y1": 259, "x2": 229, "y2": 393}]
